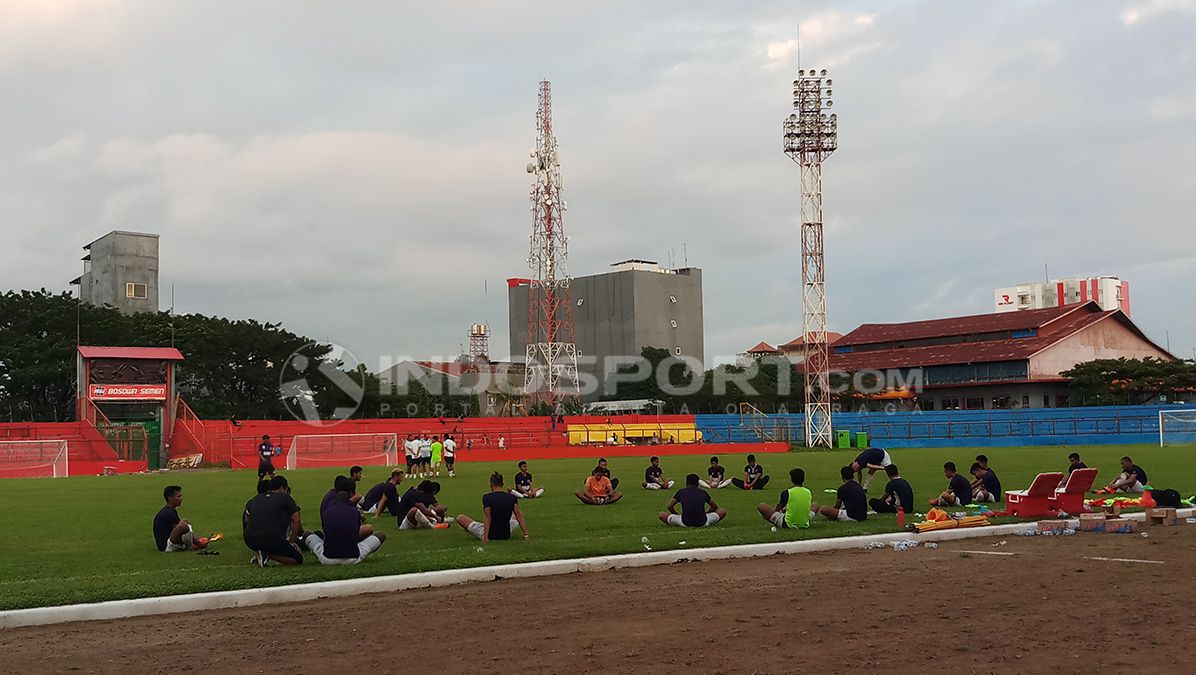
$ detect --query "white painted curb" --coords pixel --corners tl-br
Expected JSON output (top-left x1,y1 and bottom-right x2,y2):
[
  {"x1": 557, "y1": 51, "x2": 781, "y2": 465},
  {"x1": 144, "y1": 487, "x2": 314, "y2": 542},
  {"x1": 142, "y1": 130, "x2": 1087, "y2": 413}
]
[{"x1": 2, "y1": 509, "x2": 1189, "y2": 629}]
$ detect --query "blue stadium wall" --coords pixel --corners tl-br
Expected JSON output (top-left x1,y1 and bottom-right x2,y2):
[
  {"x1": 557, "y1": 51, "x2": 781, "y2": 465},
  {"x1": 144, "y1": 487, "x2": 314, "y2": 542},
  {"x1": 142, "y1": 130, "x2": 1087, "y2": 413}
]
[{"x1": 695, "y1": 404, "x2": 1195, "y2": 448}]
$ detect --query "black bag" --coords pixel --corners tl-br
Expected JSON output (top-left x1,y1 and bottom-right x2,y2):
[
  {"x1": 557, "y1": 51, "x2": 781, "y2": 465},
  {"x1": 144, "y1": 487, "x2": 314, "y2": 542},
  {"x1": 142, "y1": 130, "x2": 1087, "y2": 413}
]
[{"x1": 1150, "y1": 488, "x2": 1182, "y2": 508}]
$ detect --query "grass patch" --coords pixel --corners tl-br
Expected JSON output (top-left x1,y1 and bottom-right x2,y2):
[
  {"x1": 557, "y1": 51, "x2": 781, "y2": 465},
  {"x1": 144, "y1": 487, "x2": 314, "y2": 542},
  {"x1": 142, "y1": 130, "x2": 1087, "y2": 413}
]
[{"x1": 0, "y1": 443, "x2": 1187, "y2": 611}]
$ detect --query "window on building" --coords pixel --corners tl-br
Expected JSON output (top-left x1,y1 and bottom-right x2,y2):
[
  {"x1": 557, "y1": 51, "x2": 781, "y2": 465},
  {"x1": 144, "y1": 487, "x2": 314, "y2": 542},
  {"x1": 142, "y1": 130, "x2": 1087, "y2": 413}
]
[
  {"x1": 669, "y1": 295, "x2": 677, "y2": 303},
  {"x1": 991, "y1": 395, "x2": 1012, "y2": 410},
  {"x1": 1043, "y1": 394, "x2": 1051, "y2": 408},
  {"x1": 1055, "y1": 394, "x2": 1070, "y2": 408},
  {"x1": 576, "y1": 298, "x2": 584, "y2": 307},
  {"x1": 964, "y1": 397, "x2": 984, "y2": 410},
  {"x1": 1021, "y1": 395, "x2": 1031, "y2": 408},
  {"x1": 941, "y1": 398, "x2": 960, "y2": 410},
  {"x1": 917, "y1": 398, "x2": 935, "y2": 411},
  {"x1": 674, "y1": 347, "x2": 682, "y2": 356},
  {"x1": 125, "y1": 282, "x2": 147, "y2": 299},
  {"x1": 669, "y1": 320, "x2": 677, "y2": 328}
]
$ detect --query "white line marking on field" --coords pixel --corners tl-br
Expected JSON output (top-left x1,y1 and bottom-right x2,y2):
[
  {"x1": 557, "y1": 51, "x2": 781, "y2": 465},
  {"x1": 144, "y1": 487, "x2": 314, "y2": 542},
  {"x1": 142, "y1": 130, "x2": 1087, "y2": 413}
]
[
  {"x1": 1083, "y1": 556, "x2": 1164, "y2": 565},
  {"x1": 956, "y1": 550, "x2": 1018, "y2": 556}
]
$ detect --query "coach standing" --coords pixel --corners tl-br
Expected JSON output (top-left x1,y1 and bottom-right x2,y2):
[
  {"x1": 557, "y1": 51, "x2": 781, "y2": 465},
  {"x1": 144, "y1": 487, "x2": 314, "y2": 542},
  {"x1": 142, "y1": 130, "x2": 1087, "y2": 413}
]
[{"x1": 257, "y1": 435, "x2": 276, "y2": 479}]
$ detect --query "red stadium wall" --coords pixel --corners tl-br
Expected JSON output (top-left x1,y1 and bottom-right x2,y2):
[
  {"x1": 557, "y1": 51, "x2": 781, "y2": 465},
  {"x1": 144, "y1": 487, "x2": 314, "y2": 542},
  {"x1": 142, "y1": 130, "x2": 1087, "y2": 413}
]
[{"x1": 453, "y1": 441, "x2": 790, "y2": 463}]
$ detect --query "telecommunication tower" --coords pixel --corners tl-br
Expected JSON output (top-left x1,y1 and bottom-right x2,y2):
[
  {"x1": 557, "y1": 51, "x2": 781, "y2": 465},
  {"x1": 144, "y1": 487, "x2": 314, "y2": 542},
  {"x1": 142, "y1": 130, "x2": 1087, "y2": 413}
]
[
  {"x1": 783, "y1": 67, "x2": 838, "y2": 448},
  {"x1": 468, "y1": 323, "x2": 491, "y2": 363},
  {"x1": 523, "y1": 80, "x2": 580, "y2": 409}
]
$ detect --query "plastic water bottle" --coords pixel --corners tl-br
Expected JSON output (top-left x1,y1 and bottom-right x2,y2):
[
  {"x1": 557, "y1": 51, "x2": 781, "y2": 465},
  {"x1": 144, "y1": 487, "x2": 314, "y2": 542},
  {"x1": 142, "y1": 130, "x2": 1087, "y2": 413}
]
[{"x1": 897, "y1": 510, "x2": 906, "y2": 528}]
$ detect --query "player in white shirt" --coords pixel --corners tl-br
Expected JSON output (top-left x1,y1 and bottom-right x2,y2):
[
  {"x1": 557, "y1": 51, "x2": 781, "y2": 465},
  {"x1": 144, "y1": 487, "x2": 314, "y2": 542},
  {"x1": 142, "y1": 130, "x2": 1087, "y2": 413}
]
[
  {"x1": 403, "y1": 435, "x2": 418, "y2": 476},
  {"x1": 443, "y1": 435, "x2": 457, "y2": 478},
  {"x1": 418, "y1": 435, "x2": 433, "y2": 478}
]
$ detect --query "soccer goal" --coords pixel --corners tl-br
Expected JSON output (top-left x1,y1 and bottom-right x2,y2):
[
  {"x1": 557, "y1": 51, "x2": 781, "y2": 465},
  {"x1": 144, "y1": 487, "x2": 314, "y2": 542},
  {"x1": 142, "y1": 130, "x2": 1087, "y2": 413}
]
[
  {"x1": 286, "y1": 433, "x2": 399, "y2": 470},
  {"x1": 0, "y1": 440, "x2": 70, "y2": 478},
  {"x1": 1159, "y1": 409, "x2": 1196, "y2": 447}
]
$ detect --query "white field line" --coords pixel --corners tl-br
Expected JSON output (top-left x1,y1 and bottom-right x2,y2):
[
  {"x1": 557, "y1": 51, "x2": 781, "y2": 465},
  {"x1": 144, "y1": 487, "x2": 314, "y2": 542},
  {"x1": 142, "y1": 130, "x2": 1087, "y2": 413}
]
[{"x1": 1083, "y1": 556, "x2": 1165, "y2": 565}]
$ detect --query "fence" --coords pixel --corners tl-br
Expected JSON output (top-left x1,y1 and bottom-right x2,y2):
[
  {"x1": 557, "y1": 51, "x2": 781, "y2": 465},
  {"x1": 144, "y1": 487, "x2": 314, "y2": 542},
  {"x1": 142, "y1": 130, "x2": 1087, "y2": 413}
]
[{"x1": 696, "y1": 405, "x2": 1194, "y2": 448}]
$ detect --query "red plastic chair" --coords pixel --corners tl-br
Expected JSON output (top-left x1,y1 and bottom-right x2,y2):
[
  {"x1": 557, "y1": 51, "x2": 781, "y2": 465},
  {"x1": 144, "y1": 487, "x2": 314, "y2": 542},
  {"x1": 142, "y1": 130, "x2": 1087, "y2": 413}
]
[
  {"x1": 1005, "y1": 472, "x2": 1065, "y2": 517},
  {"x1": 1049, "y1": 467, "x2": 1098, "y2": 515}
]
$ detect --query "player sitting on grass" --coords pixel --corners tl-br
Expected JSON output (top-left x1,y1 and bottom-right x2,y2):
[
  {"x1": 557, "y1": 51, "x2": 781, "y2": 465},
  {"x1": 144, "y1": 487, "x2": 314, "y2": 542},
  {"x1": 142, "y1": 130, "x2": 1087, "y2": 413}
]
[
  {"x1": 659, "y1": 473, "x2": 727, "y2": 527},
  {"x1": 244, "y1": 475, "x2": 305, "y2": 566},
  {"x1": 257, "y1": 435, "x2": 277, "y2": 479},
  {"x1": 974, "y1": 454, "x2": 998, "y2": 485},
  {"x1": 304, "y1": 491, "x2": 386, "y2": 565},
  {"x1": 1101, "y1": 456, "x2": 1148, "y2": 494},
  {"x1": 932, "y1": 462, "x2": 973, "y2": 506},
  {"x1": 361, "y1": 469, "x2": 405, "y2": 517},
  {"x1": 443, "y1": 434, "x2": 457, "y2": 477},
  {"x1": 594, "y1": 457, "x2": 619, "y2": 490},
  {"x1": 869, "y1": 464, "x2": 914, "y2": 514},
  {"x1": 431, "y1": 436, "x2": 443, "y2": 478},
  {"x1": 817, "y1": 466, "x2": 868, "y2": 522},
  {"x1": 642, "y1": 455, "x2": 675, "y2": 490},
  {"x1": 1066, "y1": 452, "x2": 1087, "y2": 475},
  {"x1": 511, "y1": 461, "x2": 545, "y2": 498},
  {"x1": 699, "y1": 455, "x2": 731, "y2": 489},
  {"x1": 757, "y1": 468, "x2": 814, "y2": 530},
  {"x1": 397, "y1": 480, "x2": 447, "y2": 529},
  {"x1": 321, "y1": 475, "x2": 376, "y2": 542},
  {"x1": 851, "y1": 446, "x2": 891, "y2": 490},
  {"x1": 456, "y1": 471, "x2": 531, "y2": 543},
  {"x1": 731, "y1": 454, "x2": 770, "y2": 490},
  {"x1": 153, "y1": 485, "x2": 209, "y2": 552},
  {"x1": 970, "y1": 462, "x2": 1002, "y2": 503},
  {"x1": 576, "y1": 466, "x2": 623, "y2": 505},
  {"x1": 348, "y1": 465, "x2": 364, "y2": 503}
]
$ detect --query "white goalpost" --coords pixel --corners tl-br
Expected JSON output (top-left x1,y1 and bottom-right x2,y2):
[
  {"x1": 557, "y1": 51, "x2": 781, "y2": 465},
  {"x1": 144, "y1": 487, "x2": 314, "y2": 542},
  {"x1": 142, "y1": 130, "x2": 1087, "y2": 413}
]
[
  {"x1": 0, "y1": 440, "x2": 70, "y2": 478},
  {"x1": 286, "y1": 433, "x2": 399, "y2": 470},
  {"x1": 1159, "y1": 409, "x2": 1196, "y2": 447}
]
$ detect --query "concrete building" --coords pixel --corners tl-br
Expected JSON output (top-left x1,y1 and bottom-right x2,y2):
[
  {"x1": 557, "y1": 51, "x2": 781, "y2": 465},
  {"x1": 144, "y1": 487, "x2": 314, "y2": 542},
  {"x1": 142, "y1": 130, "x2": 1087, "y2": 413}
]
[
  {"x1": 830, "y1": 301, "x2": 1171, "y2": 411},
  {"x1": 71, "y1": 231, "x2": 160, "y2": 314},
  {"x1": 508, "y1": 260, "x2": 704, "y2": 397},
  {"x1": 995, "y1": 276, "x2": 1129, "y2": 316}
]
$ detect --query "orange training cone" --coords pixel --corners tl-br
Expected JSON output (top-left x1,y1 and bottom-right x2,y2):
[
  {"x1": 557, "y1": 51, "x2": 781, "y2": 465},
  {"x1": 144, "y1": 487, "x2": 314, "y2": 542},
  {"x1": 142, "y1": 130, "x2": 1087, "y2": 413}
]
[{"x1": 1140, "y1": 490, "x2": 1155, "y2": 508}]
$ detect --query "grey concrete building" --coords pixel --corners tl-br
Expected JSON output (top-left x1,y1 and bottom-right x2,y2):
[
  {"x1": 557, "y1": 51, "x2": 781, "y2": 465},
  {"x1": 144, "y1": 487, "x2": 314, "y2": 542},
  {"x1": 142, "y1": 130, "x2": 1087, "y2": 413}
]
[
  {"x1": 509, "y1": 260, "x2": 704, "y2": 397},
  {"x1": 72, "y1": 231, "x2": 160, "y2": 314}
]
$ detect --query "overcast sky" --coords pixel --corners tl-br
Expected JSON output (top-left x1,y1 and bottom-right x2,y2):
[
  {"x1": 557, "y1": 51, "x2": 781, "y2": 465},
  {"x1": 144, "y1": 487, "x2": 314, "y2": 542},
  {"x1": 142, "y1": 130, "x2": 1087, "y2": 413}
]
[{"x1": 3, "y1": 0, "x2": 1194, "y2": 368}]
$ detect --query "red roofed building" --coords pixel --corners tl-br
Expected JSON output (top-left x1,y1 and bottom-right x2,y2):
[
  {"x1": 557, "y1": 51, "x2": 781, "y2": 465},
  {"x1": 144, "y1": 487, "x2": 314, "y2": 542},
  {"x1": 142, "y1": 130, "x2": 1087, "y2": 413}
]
[
  {"x1": 779, "y1": 332, "x2": 844, "y2": 362},
  {"x1": 830, "y1": 302, "x2": 1172, "y2": 410}
]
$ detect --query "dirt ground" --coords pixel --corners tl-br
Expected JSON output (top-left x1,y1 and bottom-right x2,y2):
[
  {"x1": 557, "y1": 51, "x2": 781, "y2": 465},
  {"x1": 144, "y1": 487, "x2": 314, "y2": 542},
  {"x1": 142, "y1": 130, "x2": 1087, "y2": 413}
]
[{"x1": 4, "y1": 525, "x2": 1194, "y2": 674}]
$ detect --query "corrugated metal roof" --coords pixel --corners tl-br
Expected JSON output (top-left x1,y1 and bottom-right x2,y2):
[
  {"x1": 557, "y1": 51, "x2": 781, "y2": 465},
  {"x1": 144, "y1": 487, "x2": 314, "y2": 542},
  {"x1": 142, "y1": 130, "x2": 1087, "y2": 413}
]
[
  {"x1": 77, "y1": 346, "x2": 184, "y2": 361},
  {"x1": 836, "y1": 304, "x2": 1089, "y2": 347},
  {"x1": 828, "y1": 304, "x2": 1171, "y2": 371},
  {"x1": 780, "y1": 332, "x2": 844, "y2": 349}
]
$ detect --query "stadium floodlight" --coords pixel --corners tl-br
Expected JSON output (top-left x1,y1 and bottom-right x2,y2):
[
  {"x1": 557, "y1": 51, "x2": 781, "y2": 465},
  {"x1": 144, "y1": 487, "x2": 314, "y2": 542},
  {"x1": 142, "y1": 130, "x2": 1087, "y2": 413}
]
[
  {"x1": 783, "y1": 65, "x2": 839, "y2": 449},
  {"x1": 0, "y1": 440, "x2": 69, "y2": 478},
  {"x1": 287, "y1": 433, "x2": 399, "y2": 470}
]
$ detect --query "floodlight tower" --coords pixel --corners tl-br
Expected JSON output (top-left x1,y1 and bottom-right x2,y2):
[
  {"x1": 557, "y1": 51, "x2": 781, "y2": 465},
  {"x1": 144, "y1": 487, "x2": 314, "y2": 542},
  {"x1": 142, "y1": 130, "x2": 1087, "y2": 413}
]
[
  {"x1": 524, "y1": 80, "x2": 580, "y2": 410},
  {"x1": 468, "y1": 323, "x2": 491, "y2": 363},
  {"x1": 783, "y1": 67, "x2": 838, "y2": 448}
]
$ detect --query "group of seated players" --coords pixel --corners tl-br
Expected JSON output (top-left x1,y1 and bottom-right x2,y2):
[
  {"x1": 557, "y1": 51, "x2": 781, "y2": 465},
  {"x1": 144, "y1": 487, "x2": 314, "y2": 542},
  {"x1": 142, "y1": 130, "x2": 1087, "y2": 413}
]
[{"x1": 153, "y1": 447, "x2": 1155, "y2": 564}]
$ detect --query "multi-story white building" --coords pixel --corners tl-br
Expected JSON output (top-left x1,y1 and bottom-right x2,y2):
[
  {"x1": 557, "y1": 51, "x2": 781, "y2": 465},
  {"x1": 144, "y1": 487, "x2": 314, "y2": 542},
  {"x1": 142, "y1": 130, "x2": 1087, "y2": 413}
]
[{"x1": 995, "y1": 276, "x2": 1129, "y2": 316}]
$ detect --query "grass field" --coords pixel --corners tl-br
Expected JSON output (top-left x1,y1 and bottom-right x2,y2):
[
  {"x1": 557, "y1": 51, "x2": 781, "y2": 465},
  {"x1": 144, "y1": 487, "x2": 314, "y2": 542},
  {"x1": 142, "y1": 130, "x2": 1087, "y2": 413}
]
[{"x1": 0, "y1": 443, "x2": 1189, "y2": 611}]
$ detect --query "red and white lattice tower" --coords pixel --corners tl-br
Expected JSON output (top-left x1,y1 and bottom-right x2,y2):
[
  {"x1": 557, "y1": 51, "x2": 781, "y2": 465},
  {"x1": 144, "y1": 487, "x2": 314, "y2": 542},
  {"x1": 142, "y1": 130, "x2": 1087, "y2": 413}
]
[
  {"x1": 523, "y1": 80, "x2": 579, "y2": 409},
  {"x1": 783, "y1": 67, "x2": 838, "y2": 448}
]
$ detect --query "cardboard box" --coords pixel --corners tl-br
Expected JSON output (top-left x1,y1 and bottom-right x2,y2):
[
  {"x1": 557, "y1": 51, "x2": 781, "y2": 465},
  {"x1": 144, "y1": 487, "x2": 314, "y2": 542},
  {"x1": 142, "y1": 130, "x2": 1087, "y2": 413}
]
[
  {"x1": 1079, "y1": 513, "x2": 1107, "y2": 532},
  {"x1": 1101, "y1": 504, "x2": 1122, "y2": 517},
  {"x1": 1104, "y1": 518, "x2": 1138, "y2": 534},
  {"x1": 1147, "y1": 508, "x2": 1180, "y2": 526},
  {"x1": 1038, "y1": 520, "x2": 1069, "y2": 533}
]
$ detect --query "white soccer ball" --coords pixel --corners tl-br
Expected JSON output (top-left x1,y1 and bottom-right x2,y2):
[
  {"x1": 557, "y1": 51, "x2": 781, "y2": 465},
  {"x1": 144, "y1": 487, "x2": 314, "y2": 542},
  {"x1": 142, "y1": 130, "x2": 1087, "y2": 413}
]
[
  {"x1": 771, "y1": 526, "x2": 778, "y2": 532},
  {"x1": 641, "y1": 536, "x2": 649, "y2": 544}
]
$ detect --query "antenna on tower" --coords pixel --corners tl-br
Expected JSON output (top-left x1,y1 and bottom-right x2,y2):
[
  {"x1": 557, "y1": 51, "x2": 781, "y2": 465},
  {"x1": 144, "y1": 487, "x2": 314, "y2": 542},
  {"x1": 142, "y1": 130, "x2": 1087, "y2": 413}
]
[{"x1": 523, "y1": 80, "x2": 580, "y2": 410}]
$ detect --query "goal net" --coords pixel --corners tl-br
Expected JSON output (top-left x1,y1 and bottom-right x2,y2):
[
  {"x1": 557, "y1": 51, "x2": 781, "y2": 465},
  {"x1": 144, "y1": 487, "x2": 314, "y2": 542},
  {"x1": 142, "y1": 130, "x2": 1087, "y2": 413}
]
[
  {"x1": 0, "y1": 440, "x2": 70, "y2": 478},
  {"x1": 286, "y1": 433, "x2": 399, "y2": 470},
  {"x1": 1159, "y1": 409, "x2": 1196, "y2": 447}
]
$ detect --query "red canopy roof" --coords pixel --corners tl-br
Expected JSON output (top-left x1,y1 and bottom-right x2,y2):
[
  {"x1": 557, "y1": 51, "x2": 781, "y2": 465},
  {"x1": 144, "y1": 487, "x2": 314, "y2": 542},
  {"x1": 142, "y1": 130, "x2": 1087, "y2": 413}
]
[
  {"x1": 744, "y1": 341, "x2": 780, "y2": 354},
  {"x1": 780, "y1": 332, "x2": 844, "y2": 349},
  {"x1": 77, "y1": 346, "x2": 185, "y2": 361}
]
